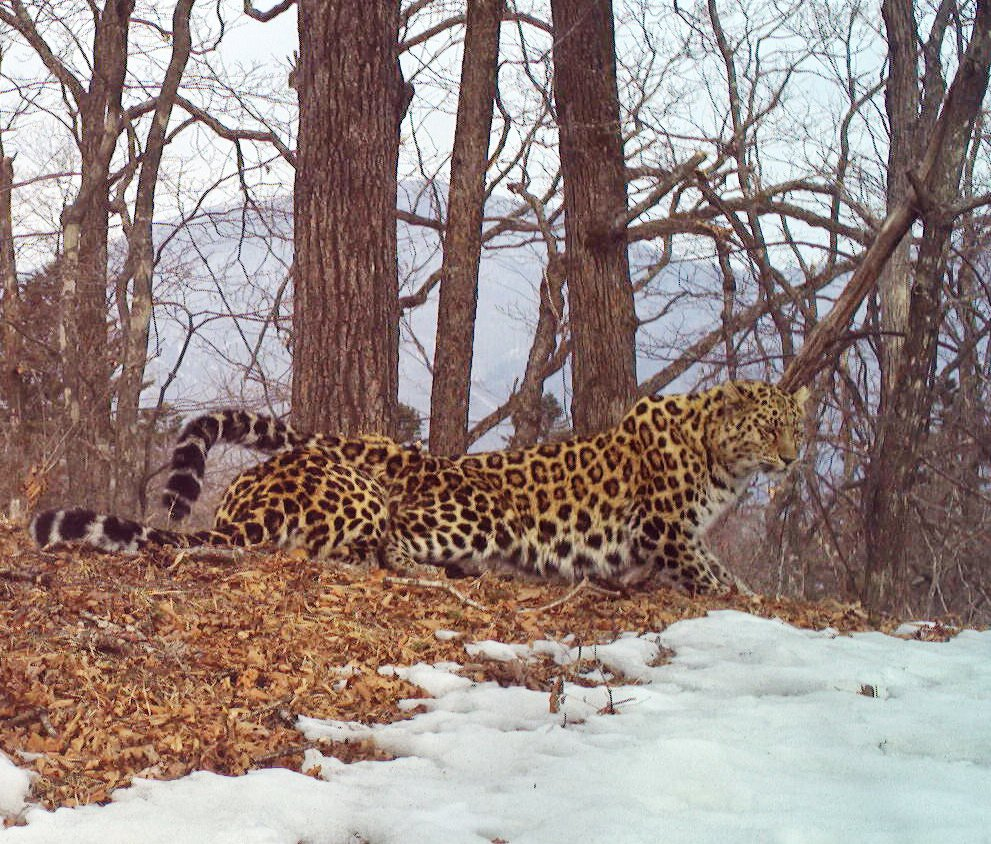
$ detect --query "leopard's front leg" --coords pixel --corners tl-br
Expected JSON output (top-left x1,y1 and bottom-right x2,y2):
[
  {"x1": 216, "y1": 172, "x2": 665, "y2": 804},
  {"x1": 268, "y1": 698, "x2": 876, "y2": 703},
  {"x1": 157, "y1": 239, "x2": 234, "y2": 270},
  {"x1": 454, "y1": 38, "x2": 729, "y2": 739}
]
[
  {"x1": 629, "y1": 509, "x2": 751, "y2": 595},
  {"x1": 683, "y1": 537, "x2": 753, "y2": 596}
]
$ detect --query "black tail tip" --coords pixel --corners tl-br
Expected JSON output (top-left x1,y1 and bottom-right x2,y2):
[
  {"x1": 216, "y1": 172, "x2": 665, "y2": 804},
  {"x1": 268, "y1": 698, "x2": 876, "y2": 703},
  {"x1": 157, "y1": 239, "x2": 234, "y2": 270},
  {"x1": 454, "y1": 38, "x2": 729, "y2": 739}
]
[
  {"x1": 29, "y1": 507, "x2": 97, "y2": 546},
  {"x1": 29, "y1": 509, "x2": 57, "y2": 546}
]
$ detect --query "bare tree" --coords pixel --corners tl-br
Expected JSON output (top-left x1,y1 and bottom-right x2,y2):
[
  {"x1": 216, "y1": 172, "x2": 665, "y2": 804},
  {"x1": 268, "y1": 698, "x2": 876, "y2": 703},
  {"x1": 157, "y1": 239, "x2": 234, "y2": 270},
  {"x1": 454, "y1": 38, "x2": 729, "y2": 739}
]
[
  {"x1": 0, "y1": 136, "x2": 21, "y2": 434},
  {"x1": 429, "y1": 0, "x2": 503, "y2": 456},
  {"x1": 0, "y1": 0, "x2": 297, "y2": 513},
  {"x1": 34, "y1": 0, "x2": 134, "y2": 506},
  {"x1": 112, "y1": 0, "x2": 196, "y2": 509},
  {"x1": 862, "y1": 0, "x2": 991, "y2": 614}
]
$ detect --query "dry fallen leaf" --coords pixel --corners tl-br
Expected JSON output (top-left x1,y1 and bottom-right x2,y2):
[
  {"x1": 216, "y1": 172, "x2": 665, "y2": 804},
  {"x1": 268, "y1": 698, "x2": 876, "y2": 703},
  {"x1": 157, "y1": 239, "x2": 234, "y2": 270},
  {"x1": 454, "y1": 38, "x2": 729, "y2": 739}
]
[{"x1": 0, "y1": 522, "x2": 906, "y2": 812}]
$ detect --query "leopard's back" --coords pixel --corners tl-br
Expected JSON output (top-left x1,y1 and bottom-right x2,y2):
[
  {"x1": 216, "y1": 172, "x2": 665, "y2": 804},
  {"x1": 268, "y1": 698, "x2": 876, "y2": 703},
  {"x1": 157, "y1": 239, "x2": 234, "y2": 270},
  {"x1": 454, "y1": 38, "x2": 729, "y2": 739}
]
[{"x1": 383, "y1": 380, "x2": 808, "y2": 589}]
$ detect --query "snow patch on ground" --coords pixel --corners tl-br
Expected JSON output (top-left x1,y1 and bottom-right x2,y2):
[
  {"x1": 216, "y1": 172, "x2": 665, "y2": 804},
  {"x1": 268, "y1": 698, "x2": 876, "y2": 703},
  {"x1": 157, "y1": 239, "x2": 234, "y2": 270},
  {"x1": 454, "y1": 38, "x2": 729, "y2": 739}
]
[
  {"x1": 4, "y1": 611, "x2": 990, "y2": 843},
  {"x1": 0, "y1": 754, "x2": 31, "y2": 820}
]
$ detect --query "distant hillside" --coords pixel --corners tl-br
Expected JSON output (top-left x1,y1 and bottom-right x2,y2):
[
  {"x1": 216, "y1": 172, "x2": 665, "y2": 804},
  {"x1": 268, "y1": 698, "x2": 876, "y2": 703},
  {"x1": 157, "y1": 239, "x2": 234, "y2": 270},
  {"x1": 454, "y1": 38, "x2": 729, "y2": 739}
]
[{"x1": 147, "y1": 185, "x2": 716, "y2": 447}]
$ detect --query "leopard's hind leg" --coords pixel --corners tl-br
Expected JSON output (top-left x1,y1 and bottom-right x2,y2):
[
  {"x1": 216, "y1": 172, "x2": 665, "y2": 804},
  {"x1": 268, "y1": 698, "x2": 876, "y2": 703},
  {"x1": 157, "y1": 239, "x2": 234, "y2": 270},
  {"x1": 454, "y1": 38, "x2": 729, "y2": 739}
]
[{"x1": 213, "y1": 449, "x2": 390, "y2": 561}]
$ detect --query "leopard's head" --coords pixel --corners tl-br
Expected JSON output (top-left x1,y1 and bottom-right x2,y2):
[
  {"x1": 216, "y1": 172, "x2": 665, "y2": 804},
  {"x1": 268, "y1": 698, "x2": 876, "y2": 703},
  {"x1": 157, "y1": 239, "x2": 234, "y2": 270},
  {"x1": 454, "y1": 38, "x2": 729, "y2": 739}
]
[{"x1": 707, "y1": 381, "x2": 810, "y2": 478}]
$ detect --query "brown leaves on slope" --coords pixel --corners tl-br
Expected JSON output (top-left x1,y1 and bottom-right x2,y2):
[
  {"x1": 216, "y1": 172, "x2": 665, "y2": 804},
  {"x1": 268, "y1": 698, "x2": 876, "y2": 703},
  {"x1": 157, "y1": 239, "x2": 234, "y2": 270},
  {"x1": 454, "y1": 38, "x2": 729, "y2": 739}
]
[{"x1": 0, "y1": 523, "x2": 890, "y2": 814}]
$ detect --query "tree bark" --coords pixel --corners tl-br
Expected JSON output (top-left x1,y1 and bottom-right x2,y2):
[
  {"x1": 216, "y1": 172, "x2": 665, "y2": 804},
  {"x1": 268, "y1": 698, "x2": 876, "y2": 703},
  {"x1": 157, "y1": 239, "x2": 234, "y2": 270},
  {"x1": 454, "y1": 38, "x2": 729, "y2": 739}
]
[
  {"x1": 112, "y1": 0, "x2": 196, "y2": 514},
  {"x1": 292, "y1": 0, "x2": 403, "y2": 435},
  {"x1": 510, "y1": 253, "x2": 567, "y2": 448},
  {"x1": 57, "y1": 0, "x2": 135, "y2": 507},
  {"x1": 876, "y1": 0, "x2": 920, "y2": 402},
  {"x1": 861, "y1": 0, "x2": 991, "y2": 613},
  {"x1": 428, "y1": 0, "x2": 503, "y2": 456},
  {"x1": 0, "y1": 151, "x2": 22, "y2": 426},
  {"x1": 550, "y1": 0, "x2": 637, "y2": 435}
]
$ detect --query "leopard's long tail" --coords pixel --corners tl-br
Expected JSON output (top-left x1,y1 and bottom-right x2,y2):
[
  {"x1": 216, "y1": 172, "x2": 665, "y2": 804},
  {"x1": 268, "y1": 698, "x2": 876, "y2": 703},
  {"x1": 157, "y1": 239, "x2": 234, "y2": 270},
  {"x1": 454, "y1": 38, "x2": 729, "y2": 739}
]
[
  {"x1": 30, "y1": 507, "x2": 237, "y2": 553},
  {"x1": 162, "y1": 410, "x2": 311, "y2": 521}
]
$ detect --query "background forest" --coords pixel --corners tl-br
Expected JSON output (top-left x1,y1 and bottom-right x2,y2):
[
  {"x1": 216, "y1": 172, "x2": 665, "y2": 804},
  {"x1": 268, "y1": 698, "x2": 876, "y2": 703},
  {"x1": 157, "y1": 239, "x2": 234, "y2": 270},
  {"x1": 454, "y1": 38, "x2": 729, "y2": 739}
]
[{"x1": 2, "y1": 0, "x2": 991, "y2": 622}]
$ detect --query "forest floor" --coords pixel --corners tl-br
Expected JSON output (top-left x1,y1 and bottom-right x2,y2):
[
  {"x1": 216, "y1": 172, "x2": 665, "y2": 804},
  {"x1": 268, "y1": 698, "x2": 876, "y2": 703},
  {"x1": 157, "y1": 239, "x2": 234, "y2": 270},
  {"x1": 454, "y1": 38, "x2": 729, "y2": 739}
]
[{"x1": 0, "y1": 519, "x2": 924, "y2": 814}]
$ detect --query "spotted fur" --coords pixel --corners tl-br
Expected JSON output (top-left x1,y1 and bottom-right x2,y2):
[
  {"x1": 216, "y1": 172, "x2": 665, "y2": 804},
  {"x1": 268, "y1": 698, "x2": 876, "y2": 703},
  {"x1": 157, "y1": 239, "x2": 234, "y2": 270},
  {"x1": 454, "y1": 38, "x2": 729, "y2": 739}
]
[
  {"x1": 31, "y1": 450, "x2": 391, "y2": 560},
  {"x1": 30, "y1": 381, "x2": 810, "y2": 593},
  {"x1": 162, "y1": 410, "x2": 398, "y2": 521}
]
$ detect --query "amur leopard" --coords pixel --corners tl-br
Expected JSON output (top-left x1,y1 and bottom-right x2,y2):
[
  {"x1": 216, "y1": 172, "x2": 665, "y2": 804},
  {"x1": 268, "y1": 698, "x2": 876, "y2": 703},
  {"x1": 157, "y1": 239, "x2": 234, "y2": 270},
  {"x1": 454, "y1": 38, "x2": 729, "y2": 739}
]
[{"x1": 30, "y1": 380, "x2": 810, "y2": 593}]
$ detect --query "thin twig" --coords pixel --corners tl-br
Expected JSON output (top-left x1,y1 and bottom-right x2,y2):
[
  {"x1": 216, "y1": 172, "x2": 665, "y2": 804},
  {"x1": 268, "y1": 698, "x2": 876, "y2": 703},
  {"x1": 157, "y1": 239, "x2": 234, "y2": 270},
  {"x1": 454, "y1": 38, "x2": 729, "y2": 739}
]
[
  {"x1": 252, "y1": 743, "x2": 313, "y2": 765},
  {"x1": 383, "y1": 576, "x2": 489, "y2": 612},
  {"x1": 518, "y1": 578, "x2": 620, "y2": 614},
  {"x1": 5, "y1": 706, "x2": 58, "y2": 736},
  {"x1": 0, "y1": 566, "x2": 50, "y2": 586}
]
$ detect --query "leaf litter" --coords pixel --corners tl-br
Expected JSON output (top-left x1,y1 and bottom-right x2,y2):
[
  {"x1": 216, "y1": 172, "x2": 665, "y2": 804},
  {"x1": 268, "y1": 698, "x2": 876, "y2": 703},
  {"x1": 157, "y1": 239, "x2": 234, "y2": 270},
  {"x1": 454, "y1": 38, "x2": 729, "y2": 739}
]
[{"x1": 0, "y1": 522, "x2": 900, "y2": 814}]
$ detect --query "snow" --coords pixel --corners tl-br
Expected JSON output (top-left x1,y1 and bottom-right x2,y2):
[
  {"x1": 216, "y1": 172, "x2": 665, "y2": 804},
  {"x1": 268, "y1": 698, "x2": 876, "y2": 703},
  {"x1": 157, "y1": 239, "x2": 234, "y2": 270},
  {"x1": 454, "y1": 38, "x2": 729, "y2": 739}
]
[
  {"x1": 0, "y1": 756, "x2": 31, "y2": 820},
  {"x1": 3, "y1": 610, "x2": 990, "y2": 843}
]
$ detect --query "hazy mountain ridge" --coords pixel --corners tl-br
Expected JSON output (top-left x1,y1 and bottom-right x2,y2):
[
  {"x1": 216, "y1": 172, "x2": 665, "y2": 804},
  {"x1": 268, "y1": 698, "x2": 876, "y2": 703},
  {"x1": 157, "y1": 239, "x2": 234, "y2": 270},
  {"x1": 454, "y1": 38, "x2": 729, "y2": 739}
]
[{"x1": 147, "y1": 184, "x2": 717, "y2": 446}]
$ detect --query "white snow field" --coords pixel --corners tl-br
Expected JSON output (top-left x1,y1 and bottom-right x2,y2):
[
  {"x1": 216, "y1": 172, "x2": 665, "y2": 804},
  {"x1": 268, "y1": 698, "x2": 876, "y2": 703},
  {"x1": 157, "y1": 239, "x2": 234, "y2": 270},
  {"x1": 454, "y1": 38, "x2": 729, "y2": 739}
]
[{"x1": 2, "y1": 610, "x2": 989, "y2": 843}]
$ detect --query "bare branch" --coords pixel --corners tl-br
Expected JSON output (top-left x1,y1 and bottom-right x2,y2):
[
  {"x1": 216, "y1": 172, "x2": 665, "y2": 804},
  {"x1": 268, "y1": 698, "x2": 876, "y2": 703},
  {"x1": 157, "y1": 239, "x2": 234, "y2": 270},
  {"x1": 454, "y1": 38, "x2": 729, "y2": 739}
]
[
  {"x1": 0, "y1": 1, "x2": 85, "y2": 103},
  {"x1": 175, "y1": 95, "x2": 296, "y2": 167},
  {"x1": 243, "y1": 0, "x2": 296, "y2": 23}
]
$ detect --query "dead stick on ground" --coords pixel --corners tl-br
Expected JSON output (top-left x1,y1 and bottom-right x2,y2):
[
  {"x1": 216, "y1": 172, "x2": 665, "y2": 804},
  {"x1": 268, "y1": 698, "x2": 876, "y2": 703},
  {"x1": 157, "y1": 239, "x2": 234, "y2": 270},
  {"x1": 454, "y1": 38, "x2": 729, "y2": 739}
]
[
  {"x1": 6, "y1": 707, "x2": 58, "y2": 737},
  {"x1": 518, "y1": 578, "x2": 621, "y2": 614},
  {"x1": 383, "y1": 576, "x2": 490, "y2": 612},
  {"x1": 252, "y1": 743, "x2": 317, "y2": 765},
  {"x1": 0, "y1": 566, "x2": 49, "y2": 585}
]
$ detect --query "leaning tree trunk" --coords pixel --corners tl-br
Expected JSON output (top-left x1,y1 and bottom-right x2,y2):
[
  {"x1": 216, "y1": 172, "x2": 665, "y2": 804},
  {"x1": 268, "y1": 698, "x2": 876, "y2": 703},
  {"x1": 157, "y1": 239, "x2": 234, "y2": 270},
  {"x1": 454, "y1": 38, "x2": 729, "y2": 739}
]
[
  {"x1": 428, "y1": 0, "x2": 503, "y2": 456},
  {"x1": 780, "y1": 0, "x2": 991, "y2": 400},
  {"x1": 292, "y1": 0, "x2": 403, "y2": 436},
  {"x1": 550, "y1": 0, "x2": 637, "y2": 435}
]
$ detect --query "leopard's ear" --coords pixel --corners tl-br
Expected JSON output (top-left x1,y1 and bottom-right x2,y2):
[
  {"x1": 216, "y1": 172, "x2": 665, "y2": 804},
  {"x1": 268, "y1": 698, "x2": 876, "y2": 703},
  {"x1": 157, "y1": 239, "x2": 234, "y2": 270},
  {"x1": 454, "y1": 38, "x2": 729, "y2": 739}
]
[
  {"x1": 791, "y1": 385, "x2": 811, "y2": 407},
  {"x1": 720, "y1": 380, "x2": 748, "y2": 414},
  {"x1": 723, "y1": 380, "x2": 746, "y2": 402}
]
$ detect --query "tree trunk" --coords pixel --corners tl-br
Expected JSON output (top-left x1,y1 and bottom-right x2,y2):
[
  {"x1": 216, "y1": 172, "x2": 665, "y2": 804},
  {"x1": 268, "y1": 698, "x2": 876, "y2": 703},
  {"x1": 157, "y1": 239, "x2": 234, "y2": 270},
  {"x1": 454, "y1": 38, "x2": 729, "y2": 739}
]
[
  {"x1": 509, "y1": 248, "x2": 568, "y2": 447},
  {"x1": 0, "y1": 147, "x2": 32, "y2": 522},
  {"x1": 428, "y1": 0, "x2": 502, "y2": 456},
  {"x1": 59, "y1": 0, "x2": 135, "y2": 508},
  {"x1": 876, "y1": 0, "x2": 919, "y2": 403},
  {"x1": 861, "y1": 0, "x2": 991, "y2": 614},
  {"x1": 292, "y1": 0, "x2": 403, "y2": 436},
  {"x1": 0, "y1": 152, "x2": 23, "y2": 426},
  {"x1": 550, "y1": 0, "x2": 637, "y2": 435},
  {"x1": 112, "y1": 0, "x2": 195, "y2": 514}
]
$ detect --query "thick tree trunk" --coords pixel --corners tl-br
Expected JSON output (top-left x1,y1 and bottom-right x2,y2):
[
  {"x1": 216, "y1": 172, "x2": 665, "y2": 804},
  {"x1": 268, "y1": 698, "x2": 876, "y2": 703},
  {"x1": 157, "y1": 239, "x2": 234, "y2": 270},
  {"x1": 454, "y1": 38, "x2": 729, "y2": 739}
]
[
  {"x1": 428, "y1": 0, "x2": 502, "y2": 456},
  {"x1": 59, "y1": 0, "x2": 135, "y2": 508},
  {"x1": 876, "y1": 0, "x2": 920, "y2": 402},
  {"x1": 550, "y1": 0, "x2": 637, "y2": 435},
  {"x1": 861, "y1": 0, "x2": 991, "y2": 613},
  {"x1": 292, "y1": 0, "x2": 402, "y2": 436}
]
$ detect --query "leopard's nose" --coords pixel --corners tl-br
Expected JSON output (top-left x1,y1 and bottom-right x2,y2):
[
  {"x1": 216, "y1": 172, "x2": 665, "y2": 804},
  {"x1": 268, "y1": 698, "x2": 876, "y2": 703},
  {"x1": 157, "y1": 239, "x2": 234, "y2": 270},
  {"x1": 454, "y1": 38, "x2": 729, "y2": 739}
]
[{"x1": 778, "y1": 433, "x2": 799, "y2": 464}]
